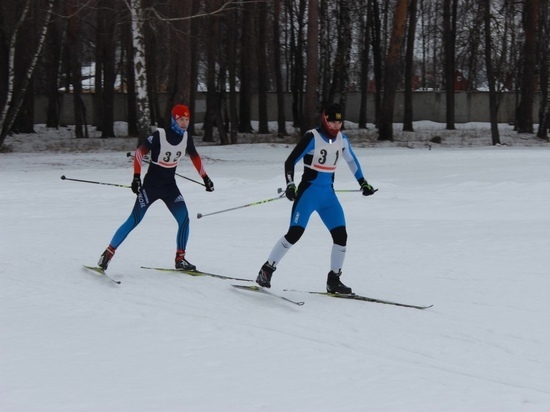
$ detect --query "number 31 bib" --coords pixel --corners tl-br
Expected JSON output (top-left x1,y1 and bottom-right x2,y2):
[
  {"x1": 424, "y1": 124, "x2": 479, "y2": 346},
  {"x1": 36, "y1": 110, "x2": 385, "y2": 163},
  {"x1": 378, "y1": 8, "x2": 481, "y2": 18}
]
[{"x1": 306, "y1": 129, "x2": 343, "y2": 173}]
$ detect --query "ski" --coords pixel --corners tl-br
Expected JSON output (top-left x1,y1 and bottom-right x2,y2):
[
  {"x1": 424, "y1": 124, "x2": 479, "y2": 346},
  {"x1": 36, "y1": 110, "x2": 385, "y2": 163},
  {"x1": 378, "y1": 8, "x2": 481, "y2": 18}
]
[
  {"x1": 232, "y1": 284, "x2": 305, "y2": 306},
  {"x1": 284, "y1": 289, "x2": 432, "y2": 310},
  {"x1": 82, "y1": 265, "x2": 121, "y2": 285},
  {"x1": 141, "y1": 266, "x2": 253, "y2": 282}
]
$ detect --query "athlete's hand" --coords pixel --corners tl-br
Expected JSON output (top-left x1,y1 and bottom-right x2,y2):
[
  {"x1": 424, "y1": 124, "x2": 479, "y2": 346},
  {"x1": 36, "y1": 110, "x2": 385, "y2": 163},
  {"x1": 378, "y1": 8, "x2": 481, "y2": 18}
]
[
  {"x1": 358, "y1": 178, "x2": 377, "y2": 196},
  {"x1": 131, "y1": 173, "x2": 142, "y2": 194},
  {"x1": 285, "y1": 182, "x2": 297, "y2": 201},
  {"x1": 203, "y1": 175, "x2": 214, "y2": 192}
]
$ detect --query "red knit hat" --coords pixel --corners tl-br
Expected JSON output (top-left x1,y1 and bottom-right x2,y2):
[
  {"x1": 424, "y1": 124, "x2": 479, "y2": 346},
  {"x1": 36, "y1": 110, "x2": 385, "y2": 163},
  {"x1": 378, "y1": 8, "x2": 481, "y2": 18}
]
[{"x1": 171, "y1": 104, "x2": 190, "y2": 120}]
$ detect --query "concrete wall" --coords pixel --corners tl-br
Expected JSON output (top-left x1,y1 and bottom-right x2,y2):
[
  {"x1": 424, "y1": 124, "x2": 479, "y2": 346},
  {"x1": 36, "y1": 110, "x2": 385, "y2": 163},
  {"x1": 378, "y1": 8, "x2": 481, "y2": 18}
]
[{"x1": 34, "y1": 91, "x2": 538, "y2": 126}]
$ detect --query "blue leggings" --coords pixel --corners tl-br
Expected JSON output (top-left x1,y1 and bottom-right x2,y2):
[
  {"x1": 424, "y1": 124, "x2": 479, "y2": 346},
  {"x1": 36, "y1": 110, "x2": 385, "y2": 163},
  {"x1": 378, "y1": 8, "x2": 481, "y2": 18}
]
[
  {"x1": 109, "y1": 183, "x2": 189, "y2": 250},
  {"x1": 283, "y1": 182, "x2": 347, "y2": 245},
  {"x1": 289, "y1": 183, "x2": 346, "y2": 230}
]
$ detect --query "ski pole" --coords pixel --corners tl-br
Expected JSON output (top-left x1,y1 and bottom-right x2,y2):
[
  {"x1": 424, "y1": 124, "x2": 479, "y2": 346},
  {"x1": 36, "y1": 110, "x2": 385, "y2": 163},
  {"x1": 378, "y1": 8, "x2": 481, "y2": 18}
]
[
  {"x1": 335, "y1": 188, "x2": 379, "y2": 194},
  {"x1": 126, "y1": 152, "x2": 205, "y2": 187},
  {"x1": 60, "y1": 175, "x2": 130, "y2": 188},
  {"x1": 197, "y1": 189, "x2": 284, "y2": 219}
]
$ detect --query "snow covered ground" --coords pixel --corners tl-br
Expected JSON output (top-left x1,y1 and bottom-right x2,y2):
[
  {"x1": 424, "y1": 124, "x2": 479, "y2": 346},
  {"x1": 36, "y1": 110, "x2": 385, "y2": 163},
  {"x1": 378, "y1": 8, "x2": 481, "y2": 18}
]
[{"x1": 1, "y1": 122, "x2": 550, "y2": 411}]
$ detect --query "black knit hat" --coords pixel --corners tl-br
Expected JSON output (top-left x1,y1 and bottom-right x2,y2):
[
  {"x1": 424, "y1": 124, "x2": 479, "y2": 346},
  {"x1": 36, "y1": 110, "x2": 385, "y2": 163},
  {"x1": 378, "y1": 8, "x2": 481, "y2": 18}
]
[{"x1": 324, "y1": 104, "x2": 343, "y2": 122}]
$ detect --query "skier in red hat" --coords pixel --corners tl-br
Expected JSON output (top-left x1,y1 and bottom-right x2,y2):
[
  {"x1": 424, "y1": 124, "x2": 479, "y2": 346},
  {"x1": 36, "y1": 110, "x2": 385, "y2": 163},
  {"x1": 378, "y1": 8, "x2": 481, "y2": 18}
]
[{"x1": 97, "y1": 104, "x2": 214, "y2": 272}]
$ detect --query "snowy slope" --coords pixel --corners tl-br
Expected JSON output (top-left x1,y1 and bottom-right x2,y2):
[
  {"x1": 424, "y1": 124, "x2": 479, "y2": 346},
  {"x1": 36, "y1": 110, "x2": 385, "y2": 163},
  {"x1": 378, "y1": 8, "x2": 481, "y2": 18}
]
[{"x1": 1, "y1": 126, "x2": 550, "y2": 411}]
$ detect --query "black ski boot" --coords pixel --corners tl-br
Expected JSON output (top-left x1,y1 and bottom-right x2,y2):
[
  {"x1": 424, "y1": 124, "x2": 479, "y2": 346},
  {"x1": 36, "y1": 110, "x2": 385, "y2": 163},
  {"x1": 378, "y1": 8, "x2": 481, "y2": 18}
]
[
  {"x1": 98, "y1": 246, "x2": 116, "y2": 270},
  {"x1": 175, "y1": 250, "x2": 196, "y2": 271},
  {"x1": 326, "y1": 270, "x2": 352, "y2": 294},
  {"x1": 256, "y1": 261, "x2": 276, "y2": 288}
]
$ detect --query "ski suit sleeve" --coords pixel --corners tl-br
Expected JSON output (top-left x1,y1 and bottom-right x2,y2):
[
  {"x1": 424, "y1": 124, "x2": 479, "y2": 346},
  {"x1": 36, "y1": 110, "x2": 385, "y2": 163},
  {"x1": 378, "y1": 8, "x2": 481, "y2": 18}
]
[
  {"x1": 284, "y1": 132, "x2": 315, "y2": 184},
  {"x1": 342, "y1": 136, "x2": 365, "y2": 181},
  {"x1": 186, "y1": 135, "x2": 207, "y2": 177},
  {"x1": 133, "y1": 144, "x2": 151, "y2": 175}
]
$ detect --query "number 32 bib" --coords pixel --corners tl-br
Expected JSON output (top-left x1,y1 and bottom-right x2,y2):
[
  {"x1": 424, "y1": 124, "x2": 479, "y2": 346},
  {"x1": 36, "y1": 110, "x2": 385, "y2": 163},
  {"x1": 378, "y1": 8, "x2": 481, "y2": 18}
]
[{"x1": 152, "y1": 129, "x2": 188, "y2": 168}]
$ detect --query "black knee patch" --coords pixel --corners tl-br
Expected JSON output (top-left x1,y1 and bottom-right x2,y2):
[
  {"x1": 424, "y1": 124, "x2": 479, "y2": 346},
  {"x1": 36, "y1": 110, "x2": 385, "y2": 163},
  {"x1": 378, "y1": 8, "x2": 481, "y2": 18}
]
[
  {"x1": 285, "y1": 226, "x2": 305, "y2": 244},
  {"x1": 330, "y1": 226, "x2": 347, "y2": 246}
]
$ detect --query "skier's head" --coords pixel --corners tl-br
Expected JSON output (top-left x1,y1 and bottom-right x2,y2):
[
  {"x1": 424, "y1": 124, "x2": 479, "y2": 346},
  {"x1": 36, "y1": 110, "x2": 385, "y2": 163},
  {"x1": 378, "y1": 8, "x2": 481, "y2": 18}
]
[
  {"x1": 320, "y1": 103, "x2": 343, "y2": 138},
  {"x1": 171, "y1": 104, "x2": 190, "y2": 135}
]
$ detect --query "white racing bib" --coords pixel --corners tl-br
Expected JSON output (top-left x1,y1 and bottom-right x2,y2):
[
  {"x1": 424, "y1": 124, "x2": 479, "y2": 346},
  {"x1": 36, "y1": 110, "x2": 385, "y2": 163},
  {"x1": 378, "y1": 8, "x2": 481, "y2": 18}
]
[
  {"x1": 305, "y1": 129, "x2": 343, "y2": 173},
  {"x1": 152, "y1": 129, "x2": 187, "y2": 168}
]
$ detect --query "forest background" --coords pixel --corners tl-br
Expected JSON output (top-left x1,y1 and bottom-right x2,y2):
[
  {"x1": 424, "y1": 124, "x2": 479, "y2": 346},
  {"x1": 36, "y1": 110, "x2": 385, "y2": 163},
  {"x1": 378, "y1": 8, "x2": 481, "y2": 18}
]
[{"x1": 0, "y1": 0, "x2": 549, "y2": 151}]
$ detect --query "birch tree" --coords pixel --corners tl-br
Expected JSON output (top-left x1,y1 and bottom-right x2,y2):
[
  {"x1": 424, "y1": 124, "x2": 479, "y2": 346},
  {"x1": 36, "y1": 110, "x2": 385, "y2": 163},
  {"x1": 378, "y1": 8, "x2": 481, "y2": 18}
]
[
  {"x1": 129, "y1": 0, "x2": 152, "y2": 143},
  {"x1": 0, "y1": 0, "x2": 54, "y2": 148}
]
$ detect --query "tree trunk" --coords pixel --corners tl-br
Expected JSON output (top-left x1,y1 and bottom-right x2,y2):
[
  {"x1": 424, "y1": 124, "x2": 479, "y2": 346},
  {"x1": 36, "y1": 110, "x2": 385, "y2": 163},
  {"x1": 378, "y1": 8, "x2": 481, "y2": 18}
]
[
  {"x1": 378, "y1": 0, "x2": 408, "y2": 141},
  {"x1": 516, "y1": 0, "x2": 539, "y2": 133},
  {"x1": 122, "y1": 10, "x2": 138, "y2": 138},
  {"x1": 334, "y1": 0, "x2": 352, "y2": 125},
  {"x1": 443, "y1": 0, "x2": 457, "y2": 130},
  {"x1": 289, "y1": 0, "x2": 306, "y2": 129},
  {"x1": 272, "y1": 0, "x2": 287, "y2": 137},
  {"x1": 536, "y1": 0, "x2": 549, "y2": 139},
  {"x1": 12, "y1": 84, "x2": 35, "y2": 134},
  {"x1": 145, "y1": 26, "x2": 160, "y2": 128},
  {"x1": 0, "y1": 0, "x2": 54, "y2": 148},
  {"x1": 257, "y1": 1, "x2": 270, "y2": 134},
  {"x1": 238, "y1": 2, "x2": 254, "y2": 133},
  {"x1": 303, "y1": 0, "x2": 319, "y2": 133},
  {"x1": 483, "y1": 0, "x2": 500, "y2": 145},
  {"x1": 99, "y1": 0, "x2": 116, "y2": 138},
  {"x1": 227, "y1": 6, "x2": 239, "y2": 144},
  {"x1": 403, "y1": 0, "x2": 418, "y2": 132},
  {"x1": 319, "y1": 0, "x2": 330, "y2": 105},
  {"x1": 358, "y1": 4, "x2": 370, "y2": 129},
  {"x1": 204, "y1": 0, "x2": 222, "y2": 143},
  {"x1": 130, "y1": 0, "x2": 152, "y2": 144},
  {"x1": 369, "y1": 0, "x2": 383, "y2": 128},
  {"x1": 188, "y1": 0, "x2": 200, "y2": 136},
  {"x1": 170, "y1": 0, "x2": 192, "y2": 108},
  {"x1": 44, "y1": 4, "x2": 63, "y2": 129},
  {"x1": 94, "y1": 1, "x2": 104, "y2": 131},
  {"x1": 538, "y1": 56, "x2": 550, "y2": 139},
  {"x1": 67, "y1": 0, "x2": 86, "y2": 139}
]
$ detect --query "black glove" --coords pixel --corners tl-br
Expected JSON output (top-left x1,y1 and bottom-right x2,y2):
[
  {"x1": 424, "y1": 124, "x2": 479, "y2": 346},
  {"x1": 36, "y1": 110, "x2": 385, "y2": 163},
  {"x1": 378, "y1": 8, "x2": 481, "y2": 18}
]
[
  {"x1": 131, "y1": 173, "x2": 141, "y2": 194},
  {"x1": 203, "y1": 175, "x2": 214, "y2": 192},
  {"x1": 358, "y1": 178, "x2": 376, "y2": 196},
  {"x1": 285, "y1": 182, "x2": 297, "y2": 201}
]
